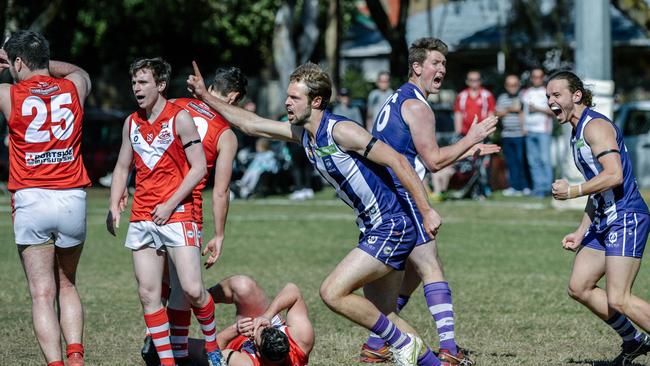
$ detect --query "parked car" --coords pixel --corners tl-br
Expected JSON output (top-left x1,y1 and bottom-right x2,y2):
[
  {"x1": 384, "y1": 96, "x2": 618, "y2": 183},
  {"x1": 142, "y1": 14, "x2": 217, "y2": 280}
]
[
  {"x1": 81, "y1": 108, "x2": 128, "y2": 184},
  {"x1": 614, "y1": 101, "x2": 650, "y2": 188}
]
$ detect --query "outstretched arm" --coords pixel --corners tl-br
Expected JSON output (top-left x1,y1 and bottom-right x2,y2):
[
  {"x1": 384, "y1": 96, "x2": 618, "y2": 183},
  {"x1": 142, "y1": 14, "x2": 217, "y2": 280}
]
[
  {"x1": 332, "y1": 121, "x2": 441, "y2": 238},
  {"x1": 187, "y1": 61, "x2": 301, "y2": 142},
  {"x1": 403, "y1": 100, "x2": 499, "y2": 172}
]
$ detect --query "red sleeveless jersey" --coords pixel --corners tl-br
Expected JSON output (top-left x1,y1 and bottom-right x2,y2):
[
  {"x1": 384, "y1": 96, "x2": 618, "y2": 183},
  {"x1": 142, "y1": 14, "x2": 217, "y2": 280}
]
[
  {"x1": 8, "y1": 75, "x2": 90, "y2": 191},
  {"x1": 171, "y1": 98, "x2": 230, "y2": 224},
  {"x1": 128, "y1": 101, "x2": 195, "y2": 222},
  {"x1": 225, "y1": 326, "x2": 309, "y2": 366}
]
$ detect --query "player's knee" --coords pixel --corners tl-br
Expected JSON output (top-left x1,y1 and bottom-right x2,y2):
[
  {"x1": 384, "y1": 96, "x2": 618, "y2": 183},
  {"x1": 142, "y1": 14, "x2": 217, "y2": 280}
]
[
  {"x1": 229, "y1": 275, "x2": 258, "y2": 299},
  {"x1": 138, "y1": 285, "x2": 161, "y2": 307},
  {"x1": 30, "y1": 284, "x2": 56, "y2": 303},
  {"x1": 566, "y1": 284, "x2": 582, "y2": 301},
  {"x1": 319, "y1": 281, "x2": 341, "y2": 310},
  {"x1": 182, "y1": 283, "x2": 205, "y2": 304},
  {"x1": 567, "y1": 281, "x2": 590, "y2": 302}
]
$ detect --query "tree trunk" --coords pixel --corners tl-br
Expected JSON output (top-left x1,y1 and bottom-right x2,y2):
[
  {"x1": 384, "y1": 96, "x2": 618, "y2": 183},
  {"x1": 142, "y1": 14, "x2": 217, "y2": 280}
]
[
  {"x1": 325, "y1": 0, "x2": 340, "y2": 88},
  {"x1": 365, "y1": 0, "x2": 409, "y2": 81}
]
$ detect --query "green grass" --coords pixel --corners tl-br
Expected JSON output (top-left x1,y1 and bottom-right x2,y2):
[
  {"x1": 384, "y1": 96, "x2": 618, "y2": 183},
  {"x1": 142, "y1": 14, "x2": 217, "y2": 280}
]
[{"x1": 1, "y1": 188, "x2": 650, "y2": 365}]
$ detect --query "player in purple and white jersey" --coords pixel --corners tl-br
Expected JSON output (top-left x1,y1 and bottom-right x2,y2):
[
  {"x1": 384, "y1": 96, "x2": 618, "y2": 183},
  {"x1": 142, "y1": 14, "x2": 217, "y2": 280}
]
[
  {"x1": 189, "y1": 61, "x2": 456, "y2": 366},
  {"x1": 548, "y1": 70, "x2": 650, "y2": 365},
  {"x1": 363, "y1": 37, "x2": 500, "y2": 365}
]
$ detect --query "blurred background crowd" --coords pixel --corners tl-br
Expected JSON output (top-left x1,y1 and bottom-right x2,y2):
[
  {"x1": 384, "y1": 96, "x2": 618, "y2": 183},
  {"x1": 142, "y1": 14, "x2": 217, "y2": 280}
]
[{"x1": 1, "y1": 0, "x2": 649, "y2": 201}]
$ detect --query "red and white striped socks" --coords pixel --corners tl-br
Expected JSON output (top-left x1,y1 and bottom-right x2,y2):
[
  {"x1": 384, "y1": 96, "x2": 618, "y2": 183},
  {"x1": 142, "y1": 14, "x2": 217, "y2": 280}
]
[
  {"x1": 143, "y1": 307, "x2": 175, "y2": 366},
  {"x1": 192, "y1": 299, "x2": 219, "y2": 352}
]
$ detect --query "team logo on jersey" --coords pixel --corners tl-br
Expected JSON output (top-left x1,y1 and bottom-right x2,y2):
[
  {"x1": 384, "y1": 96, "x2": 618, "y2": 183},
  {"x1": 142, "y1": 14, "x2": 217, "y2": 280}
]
[
  {"x1": 146, "y1": 133, "x2": 154, "y2": 143},
  {"x1": 608, "y1": 231, "x2": 618, "y2": 245},
  {"x1": 367, "y1": 236, "x2": 378, "y2": 244},
  {"x1": 316, "y1": 144, "x2": 337, "y2": 157},
  {"x1": 324, "y1": 158, "x2": 335, "y2": 172},
  {"x1": 158, "y1": 130, "x2": 172, "y2": 144},
  {"x1": 25, "y1": 148, "x2": 74, "y2": 166},
  {"x1": 188, "y1": 101, "x2": 216, "y2": 119},
  {"x1": 30, "y1": 84, "x2": 60, "y2": 95}
]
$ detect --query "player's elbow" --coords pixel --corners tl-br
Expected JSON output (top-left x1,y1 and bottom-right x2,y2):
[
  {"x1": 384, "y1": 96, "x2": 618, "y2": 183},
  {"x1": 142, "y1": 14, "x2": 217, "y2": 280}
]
[
  {"x1": 283, "y1": 282, "x2": 302, "y2": 298},
  {"x1": 425, "y1": 159, "x2": 443, "y2": 173}
]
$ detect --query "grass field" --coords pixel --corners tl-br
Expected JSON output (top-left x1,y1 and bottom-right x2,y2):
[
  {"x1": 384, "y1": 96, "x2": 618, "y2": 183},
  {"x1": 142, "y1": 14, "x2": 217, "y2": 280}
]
[{"x1": 2, "y1": 187, "x2": 650, "y2": 366}]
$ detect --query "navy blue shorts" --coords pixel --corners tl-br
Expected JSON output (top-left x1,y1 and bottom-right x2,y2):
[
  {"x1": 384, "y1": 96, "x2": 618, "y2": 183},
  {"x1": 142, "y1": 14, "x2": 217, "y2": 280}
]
[
  {"x1": 583, "y1": 212, "x2": 649, "y2": 258},
  {"x1": 358, "y1": 215, "x2": 418, "y2": 270}
]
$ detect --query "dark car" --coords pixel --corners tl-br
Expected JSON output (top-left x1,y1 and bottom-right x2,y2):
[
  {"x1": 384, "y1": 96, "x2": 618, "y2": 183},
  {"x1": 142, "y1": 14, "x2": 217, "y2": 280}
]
[{"x1": 81, "y1": 108, "x2": 127, "y2": 184}]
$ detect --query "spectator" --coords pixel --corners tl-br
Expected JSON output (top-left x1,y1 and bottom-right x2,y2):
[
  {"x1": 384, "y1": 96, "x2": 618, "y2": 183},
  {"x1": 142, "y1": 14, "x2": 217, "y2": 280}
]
[
  {"x1": 521, "y1": 68, "x2": 554, "y2": 197},
  {"x1": 332, "y1": 87, "x2": 363, "y2": 126},
  {"x1": 235, "y1": 138, "x2": 280, "y2": 199},
  {"x1": 453, "y1": 70, "x2": 496, "y2": 198},
  {"x1": 365, "y1": 71, "x2": 393, "y2": 131},
  {"x1": 496, "y1": 74, "x2": 531, "y2": 196}
]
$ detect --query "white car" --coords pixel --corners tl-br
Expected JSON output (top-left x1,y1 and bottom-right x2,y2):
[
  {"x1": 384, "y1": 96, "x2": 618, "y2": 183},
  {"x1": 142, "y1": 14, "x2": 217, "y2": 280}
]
[{"x1": 615, "y1": 101, "x2": 650, "y2": 188}]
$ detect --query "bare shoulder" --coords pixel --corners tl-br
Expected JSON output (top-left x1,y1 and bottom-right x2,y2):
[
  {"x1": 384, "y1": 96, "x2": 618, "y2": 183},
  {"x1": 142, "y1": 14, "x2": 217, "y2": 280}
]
[
  {"x1": 401, "y1": 99, "x2": 434, "y2": 124},
  {"x1": 331, "y1": 120, "x2": 370, "y2": 149},
  {"x1": 584, "y1": 118, "x2": 616, "y2": 139}
]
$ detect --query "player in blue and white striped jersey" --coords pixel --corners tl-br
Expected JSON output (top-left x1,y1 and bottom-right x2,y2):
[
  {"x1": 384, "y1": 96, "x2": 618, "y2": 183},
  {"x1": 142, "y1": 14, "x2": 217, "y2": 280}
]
[
  {"x1": 548, "y1": 71, "x2": 650, "y2": 365},
  {"x1": 188, "y1": 61, "x2": 452, "y2": 366},
  {"x1": 363, "y1": 37, "x2": 500, "y2": 365}
]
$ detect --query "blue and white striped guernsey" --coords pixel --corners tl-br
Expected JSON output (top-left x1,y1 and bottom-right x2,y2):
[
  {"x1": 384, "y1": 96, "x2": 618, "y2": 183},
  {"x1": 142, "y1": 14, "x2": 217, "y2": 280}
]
[
  {"x1": 302, "y1": 110, "x2": 406, "y2": 233},
  {"x1": 571, "y1": 108, "x2": 649, "y2": 232},
  {"x1": 371, "y1": 82, "x2": 432, "y2": 243}
]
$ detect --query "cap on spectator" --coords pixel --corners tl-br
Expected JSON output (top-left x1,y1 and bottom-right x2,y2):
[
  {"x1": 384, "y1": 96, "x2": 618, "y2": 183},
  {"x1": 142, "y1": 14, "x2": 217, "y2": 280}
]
[{"x1": 339, "y1": 87, "x2": 350, "y2": 96}]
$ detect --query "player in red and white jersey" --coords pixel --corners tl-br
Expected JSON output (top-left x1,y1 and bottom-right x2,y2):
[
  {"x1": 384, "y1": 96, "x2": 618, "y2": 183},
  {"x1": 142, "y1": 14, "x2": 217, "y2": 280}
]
[
  {"x1": 153, "y1": 67, "x2": 244, "y2": 363},
  {"x1": 171, "y1": 66, "x2": 246, "y2": 265},
  {"x1": 0, "y1": 30, "x2": 91, "y2": 366},
  {"x1": 106, "y1": 57, "x2": 224, "y2": 366},
  {"x1": 213, "y1": 278, "x2": 313, "y2": 366}
]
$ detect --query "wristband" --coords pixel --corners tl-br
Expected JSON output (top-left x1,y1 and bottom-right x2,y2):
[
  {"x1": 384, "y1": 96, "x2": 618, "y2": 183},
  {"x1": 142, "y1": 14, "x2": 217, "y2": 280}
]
[
  {"x1": 578, "y1": 184, "x2": 583, "y2": 197},
  {"x1": 567, "y1": 185, "x2": 572, "y2": 199}
]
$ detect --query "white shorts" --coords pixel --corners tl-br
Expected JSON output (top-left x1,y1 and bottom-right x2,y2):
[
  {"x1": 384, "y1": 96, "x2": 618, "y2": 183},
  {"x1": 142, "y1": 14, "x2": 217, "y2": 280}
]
[
  {"x1": 12, "y1": 188, "x2": 87, "y2": 247},
  {"x1": 125, "y1": 221, "x2": 201, "y2": 250}
]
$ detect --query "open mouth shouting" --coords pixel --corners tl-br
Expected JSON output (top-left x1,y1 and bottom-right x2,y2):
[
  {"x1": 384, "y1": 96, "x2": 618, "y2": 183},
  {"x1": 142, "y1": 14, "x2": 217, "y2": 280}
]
[{"x1": 550, "y1": 104, "x2": 564, "y2": 121}]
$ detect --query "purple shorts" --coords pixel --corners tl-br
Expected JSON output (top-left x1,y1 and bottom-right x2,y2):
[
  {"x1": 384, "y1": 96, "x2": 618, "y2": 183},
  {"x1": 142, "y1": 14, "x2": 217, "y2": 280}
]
[
  {"x1": 583, "y1": 212, "x2": 649, "y2": 258},
  {"x1": 358, "y1": 215, "x2": 418, "y2": 270}
]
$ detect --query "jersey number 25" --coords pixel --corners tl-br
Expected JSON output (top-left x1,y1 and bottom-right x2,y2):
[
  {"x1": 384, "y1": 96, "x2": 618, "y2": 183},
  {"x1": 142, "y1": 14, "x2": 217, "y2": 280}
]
[{"x1": 22, "y1": 93, "x2": 75, "y2": 143}]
